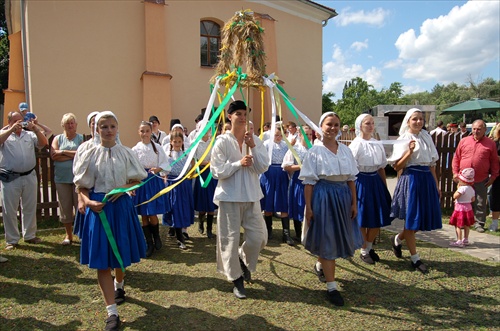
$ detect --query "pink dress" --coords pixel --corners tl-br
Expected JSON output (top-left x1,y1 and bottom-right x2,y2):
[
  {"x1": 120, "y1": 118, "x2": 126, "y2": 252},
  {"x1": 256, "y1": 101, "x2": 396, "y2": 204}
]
[{"x1": 449, "y1": 185, "x2": 475, "y2": 227}]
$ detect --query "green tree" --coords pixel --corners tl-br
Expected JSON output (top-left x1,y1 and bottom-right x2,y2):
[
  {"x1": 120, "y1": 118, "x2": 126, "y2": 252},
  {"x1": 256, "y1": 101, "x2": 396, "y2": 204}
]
[
  {"x1": 333, "y1": 77, "x2": 377, "y2": 126},
  {"x1": 322, "y1": 91, "x2": 335, "y2": 114}
]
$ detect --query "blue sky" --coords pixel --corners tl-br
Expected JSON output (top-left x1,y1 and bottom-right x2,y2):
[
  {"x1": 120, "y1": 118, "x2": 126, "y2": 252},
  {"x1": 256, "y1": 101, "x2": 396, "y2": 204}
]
[{"x1": 318, "y1": 0, "x2": 500, "y2": 100}]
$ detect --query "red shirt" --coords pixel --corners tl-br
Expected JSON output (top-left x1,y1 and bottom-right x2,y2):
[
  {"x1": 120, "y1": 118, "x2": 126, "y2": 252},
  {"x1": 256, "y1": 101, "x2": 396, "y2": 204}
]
[{"x1": 452, "y1": 135, "x2": 499, "y2": 183}]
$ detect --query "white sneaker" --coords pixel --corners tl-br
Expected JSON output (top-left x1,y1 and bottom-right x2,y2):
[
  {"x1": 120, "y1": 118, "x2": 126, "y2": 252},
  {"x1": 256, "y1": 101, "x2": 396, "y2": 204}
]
[
  {"x1": 489, "y1": 220, "x2": 498, "y2": 232},
  {"x1": 0, "y1": 255, "x2": 8, "y2": 263}
]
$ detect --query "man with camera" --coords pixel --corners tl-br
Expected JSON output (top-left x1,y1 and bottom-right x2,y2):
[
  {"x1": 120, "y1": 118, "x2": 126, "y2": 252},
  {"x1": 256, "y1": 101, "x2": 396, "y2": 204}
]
[{"x1": 0, "y1": 111, "x2": 48, "y2": 250}]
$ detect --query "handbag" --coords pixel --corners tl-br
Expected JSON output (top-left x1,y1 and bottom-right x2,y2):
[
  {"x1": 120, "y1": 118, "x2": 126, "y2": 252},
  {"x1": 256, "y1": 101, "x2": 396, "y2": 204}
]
[{"x1": 0, "y1": 168, "x2": 20, "y2": 183}]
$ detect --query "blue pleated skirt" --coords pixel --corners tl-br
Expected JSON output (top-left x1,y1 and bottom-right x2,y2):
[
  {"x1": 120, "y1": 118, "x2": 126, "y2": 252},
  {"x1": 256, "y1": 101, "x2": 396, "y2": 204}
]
[
  {"x1": 80, "y1": 191, "x2": 146, "y2": 270},
  {"x1": 390, "y1": 166, "x2": 442, "y2": 231},
  {"x1": 356, "y1": 171, "x2": 393, "y2": 228},
  {"x1": 193, "y1": 169, "x2": 218, "y2": 212},
  {"x1": 288, "y1": 171, "x2": 305, "y2": 221},
  {"x1": 260, "y1": 164, "x2": 289, "y2": 213},
  {"x1": 162, "y1": 175, "x2": 194, "y2": 228},
  {"x1": 305, "y1": 180, "x2": 363, "y2": 260},
  {"x1": 133, "y1": 171, "x2": 170, "y2": 216}
]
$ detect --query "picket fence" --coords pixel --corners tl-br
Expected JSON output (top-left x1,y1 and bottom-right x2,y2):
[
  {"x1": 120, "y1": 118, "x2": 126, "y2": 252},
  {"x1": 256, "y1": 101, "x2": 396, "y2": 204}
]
[{"x1": 0, "y1": 132, "x2": 471, "y2": 222}]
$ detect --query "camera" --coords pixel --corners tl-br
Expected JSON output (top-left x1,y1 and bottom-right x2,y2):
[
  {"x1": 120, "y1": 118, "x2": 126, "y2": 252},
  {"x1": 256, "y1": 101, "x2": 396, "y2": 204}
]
[{"x1": 21, "y1": 122, "x2": 29, "y2": 128}]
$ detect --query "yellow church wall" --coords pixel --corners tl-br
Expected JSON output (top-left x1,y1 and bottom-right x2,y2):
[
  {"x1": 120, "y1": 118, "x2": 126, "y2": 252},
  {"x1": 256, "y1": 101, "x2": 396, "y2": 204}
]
[{"x1": 6, "y1": 0, "x2": 331, "y2": 146}]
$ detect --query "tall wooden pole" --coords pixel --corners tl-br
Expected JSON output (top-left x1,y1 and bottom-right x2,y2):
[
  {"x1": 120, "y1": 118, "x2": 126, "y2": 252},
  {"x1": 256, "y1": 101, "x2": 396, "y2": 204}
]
[{"x1": 246, "y1": 85, "x2": 251, "y2": 155}]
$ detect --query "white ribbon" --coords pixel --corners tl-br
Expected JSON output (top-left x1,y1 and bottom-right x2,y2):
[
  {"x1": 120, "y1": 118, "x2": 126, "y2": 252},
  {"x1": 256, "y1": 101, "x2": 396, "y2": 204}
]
[{"x1": 171, "y1": 78, "x2": 222, "y2": 181}]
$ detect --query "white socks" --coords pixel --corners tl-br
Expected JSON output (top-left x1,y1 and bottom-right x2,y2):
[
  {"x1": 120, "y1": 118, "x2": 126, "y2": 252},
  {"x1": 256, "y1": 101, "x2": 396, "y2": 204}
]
[
  {"x1": 315, "y1": 261, "x2": 323, "y2": 271},
  {"x1": 106, "y1": 304, "x2": 118, "y2": 317},
  {"x1": 326, "y1": 281, "x2": 338, "y2": 292},
  {"x1": 365, "y1": 242, "x2": 373, "y2": 251},
  {"x1": 114, "y1": 279, "x2": 124, "y2": 291},
  {"x1": 394, "y1": 235, "x2": 402, "y2": 246},
  {"x1": 410, "y1": 253, "x2": 420, "y2": 264},
  {"x1": 361, "y1": 241, "x2": 374, "y2": 255}
]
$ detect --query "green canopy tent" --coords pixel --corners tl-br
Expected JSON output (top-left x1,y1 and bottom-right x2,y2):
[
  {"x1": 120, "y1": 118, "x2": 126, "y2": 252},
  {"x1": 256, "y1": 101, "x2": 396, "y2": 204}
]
[{"x1": 441, "y1": 98, "x2": 500, "y2": 122}]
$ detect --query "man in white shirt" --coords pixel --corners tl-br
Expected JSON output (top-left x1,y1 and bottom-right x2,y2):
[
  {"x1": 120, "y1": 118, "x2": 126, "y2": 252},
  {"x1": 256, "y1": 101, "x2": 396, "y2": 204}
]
[
  {"x1": 210, "y1": 100, "x2": 269, "y2": 299},
  {"x1": 286, "y1": 121, "x2": 299, "y2": 145},
  {"x1": 429, "y1": 120, "x2": 447, "y2": 135},
  {"x1": 0, "y1": 112, "x2": 48, "y2": 249}
]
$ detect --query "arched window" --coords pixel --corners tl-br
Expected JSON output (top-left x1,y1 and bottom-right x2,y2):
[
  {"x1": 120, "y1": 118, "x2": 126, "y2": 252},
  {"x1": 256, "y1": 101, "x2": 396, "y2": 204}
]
[{"x1": 200, "y1": 20, "x2": 221, "y2": 67}]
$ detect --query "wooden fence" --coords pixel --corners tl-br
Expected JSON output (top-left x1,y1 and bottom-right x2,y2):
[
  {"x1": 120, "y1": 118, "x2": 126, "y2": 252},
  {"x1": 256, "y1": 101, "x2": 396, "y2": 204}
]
[
  {"x1": 0, "y1": 131, "x2": 470, "y2": 223},
  {"x1": 337, "y1": 131, "x2": 463, "y2": 210},
  {"x1": 433, "y1": 132, "x2": 463, "y2": 209},
  {"x1": 0, "y1": 147, "x2": 58, "y2": 222}
]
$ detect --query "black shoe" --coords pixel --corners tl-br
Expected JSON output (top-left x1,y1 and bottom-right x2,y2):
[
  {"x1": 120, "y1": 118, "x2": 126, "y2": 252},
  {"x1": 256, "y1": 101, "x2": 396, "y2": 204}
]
[
  {"x1": 390, "y1": 235, "x2": 403, "y2": 258},
  {"x1": 232, "y1": 276, "x2": 246, "y2": 299},
  {"x1": 114, "y1": 288, "x2": 125, "y2": 305},
  {"x1": 369, "y1": 249, "x2": 380, "y2": 262},
  {"x1": 282, "y1": 229, "x2": 295, "y2": 246},
  {"x1": 313, "y1": 264, "x2": 326, "y2": 283},
  {"x1": 142, "y1": 225, "x2": 155, "y2": 258},
  {"x1": 168, "y1": 227, "x2": 175, "y2": 237},
  {"x1": 150, "y1": 224, "x2": 162, "y2": 250},
  {"x1": 104, "y1": 314, "x2": 121, "y2": 331},
  {"x1": 145, "y1": 243, "x2": 154, "y2": 258},
  {"x1": 198, "y1": 215, "x2": 205, "y2": 234},
  {"x1": 411, "y1": 260, "x2": 428, "y2": 274},
  {"x1": 360, "y1": 253, "x2": 375, "y2": 265},
  {"x1": 327, "y1": 290, "x2": 344, "y2": 306},
  {"x1": 239, "y1": 258, "x2": 252, "y2": 283},
  {"x1": 182, "y1": 232, "x2": 190, "y2": 241},
  {"x1": 206, "y1": 229, "x2": 214, "y2": 239},
  {"x1": 177, "y1": 241, "x2": 187, "y2": 250}
]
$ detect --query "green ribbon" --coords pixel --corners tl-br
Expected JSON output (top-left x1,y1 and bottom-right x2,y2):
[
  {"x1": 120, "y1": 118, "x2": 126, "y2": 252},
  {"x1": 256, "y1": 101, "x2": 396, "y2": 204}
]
[
  {"x1": 97, "y1": 176, "x2": 155, "y2": 272},
  {"x1": 170, "y1": 68, "x2": 246, "y2": 167},
  {"x1": 276, "y1": 83, "x2": 312, "y2": 149}
]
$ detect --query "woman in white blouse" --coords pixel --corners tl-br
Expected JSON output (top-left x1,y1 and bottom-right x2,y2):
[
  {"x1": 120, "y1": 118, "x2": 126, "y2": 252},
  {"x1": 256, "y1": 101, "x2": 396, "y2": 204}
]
[
  {"x1": 299, "y1": 112, "x2": 362, "y2": 307},
  {"x1": 349, "y1": 114, "x2": 393, "y2": 265},
  {"x1": 132, "y1": 121, "x2": 170, "y2": 257},
  {"x1": 261, "y1": 128, "x2": 292, "y2": 244},
  {"x1": 389, "y1": 108, "x2": 441, "y2": 274},
  {"x1": 73, "y1": 111, "x2": 147, "y2": 330},
  {"x1": 282, "y1": 125, "x2": 313, "y2": 241}
]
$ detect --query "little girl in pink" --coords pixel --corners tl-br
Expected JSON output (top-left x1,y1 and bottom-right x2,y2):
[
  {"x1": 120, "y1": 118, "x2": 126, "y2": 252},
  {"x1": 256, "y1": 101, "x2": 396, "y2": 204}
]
[{"x1": 449, "y1": 168, "x2": 476, "y2": 247}]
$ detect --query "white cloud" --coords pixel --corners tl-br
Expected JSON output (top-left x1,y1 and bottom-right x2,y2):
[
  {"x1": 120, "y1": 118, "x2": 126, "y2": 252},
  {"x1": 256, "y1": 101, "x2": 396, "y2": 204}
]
[
  {"x1": 350, "y1": 39, "x2": 369, "y2": 51},
  {"x1": 323, "y1": 45, "x2": 383, "y2": 99},
  {"x1": 394, "y1": 0, "x2": 500, "y2": 83},
  {"x1": 402, "y1": 84, "x2": 426, "y2": 95},
  {"x1": 335, "y1": 7, "x2": 390, "y2": 27}
]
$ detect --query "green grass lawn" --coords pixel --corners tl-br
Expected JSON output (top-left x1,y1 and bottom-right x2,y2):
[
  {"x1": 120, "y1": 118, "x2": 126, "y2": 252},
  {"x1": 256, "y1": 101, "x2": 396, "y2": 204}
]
[{"x1": 0, "y1": 219, "x2": 499, "y2": 331}]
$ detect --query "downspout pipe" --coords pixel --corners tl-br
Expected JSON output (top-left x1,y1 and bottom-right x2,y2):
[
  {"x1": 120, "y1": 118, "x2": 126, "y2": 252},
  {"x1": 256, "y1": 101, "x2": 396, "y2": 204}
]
[{"x1": 20, "y1": 0, "x2": 30, "y2": 105}]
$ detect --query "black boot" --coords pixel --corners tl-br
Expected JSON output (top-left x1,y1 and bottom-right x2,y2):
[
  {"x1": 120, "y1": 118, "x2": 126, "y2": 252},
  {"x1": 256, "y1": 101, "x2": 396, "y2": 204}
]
[
  {"x1": 264, "y1": 215, "x2": 273, "y2": 240},
  {"x1": 232, "y1": 276, "x2": 246, "y2": 299},
  {"x1": 293, "y1": 220, "x2": 302, "y2": 242},
  {"x1": 206, "y1": 214, "x2": 214, "y2": 239},
  {"x1": 198, "y1": 213, "x2": 205, "y2": 234},
  {"x1": 150, "y1": 223, "x2": 162, "y2": 250},
  {"x1": 142, "y1": 225, "x2": 154, "y2": 257},
  {"x1": 175, "y1": 227, "x2": 186, "y2": 250},
  {"x1": 281, "y1": 217, "x2": 295, "y2": 246}
]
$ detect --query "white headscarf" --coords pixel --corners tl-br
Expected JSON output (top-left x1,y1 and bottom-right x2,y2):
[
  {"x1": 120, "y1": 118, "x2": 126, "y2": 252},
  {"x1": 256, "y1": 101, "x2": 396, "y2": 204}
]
[
  {"x1": 171, "y1": 124, "x2": 184, "y2": 131},
  {"x1": 354, "y1": 113, "x2": 370, "y2": 137},
  {"x1": 86, "y1": 111, "x2": 99, "y2": 128},
  {"x1": 319, "y1": 111, "x2": 341, "y2": 141},
  {"x1": 393, "y1": 108, "x2": 438, "y2": 165},
  {"x1": 94, "y1": 110, "x2": 122, "y2": 145},
  {"x1": 399, "y1": 108, "x2": 421, "y2": 136},
  {"x1": 319, "y1": 111, "x2": 338, "y2": 127}
]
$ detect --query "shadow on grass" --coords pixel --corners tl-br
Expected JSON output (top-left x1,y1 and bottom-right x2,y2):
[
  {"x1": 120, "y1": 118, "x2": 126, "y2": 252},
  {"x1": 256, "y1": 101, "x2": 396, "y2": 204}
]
[
  {"x1": 0, "y1": 281, "x2": 80, "y2": 305},
  {"x1": 125, "y1": 298, "x2": 287, "y2": 331},
  {"x1": 0, "y1": 316, "x2": 82, "y2": 331}
]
